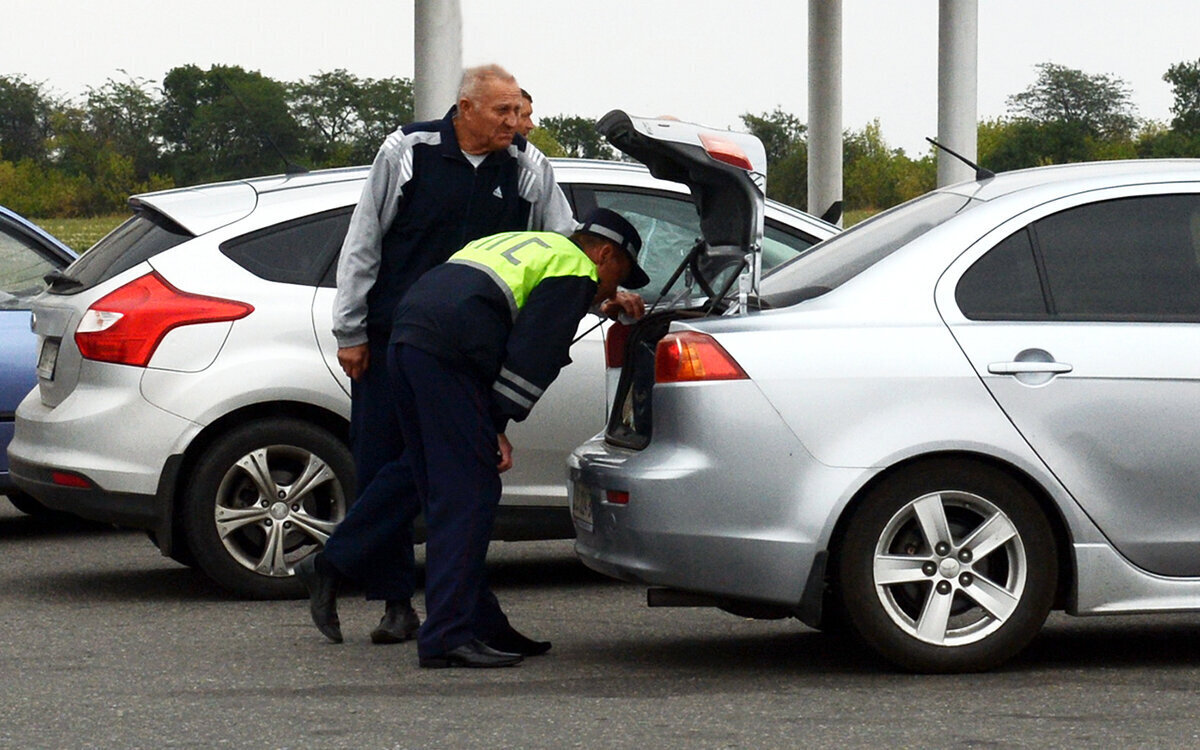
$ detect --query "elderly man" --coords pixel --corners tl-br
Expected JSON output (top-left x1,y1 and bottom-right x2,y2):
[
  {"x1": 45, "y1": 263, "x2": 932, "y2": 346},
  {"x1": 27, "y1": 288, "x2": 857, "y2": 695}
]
[{"x1": 307, "y1": 64, "x2": 577, "y2": 646}]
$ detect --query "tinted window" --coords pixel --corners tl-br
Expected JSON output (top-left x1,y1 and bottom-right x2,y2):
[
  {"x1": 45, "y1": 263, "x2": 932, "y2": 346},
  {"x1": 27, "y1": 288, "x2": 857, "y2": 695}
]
[
  {"x1": 957, "y1": 229, "x2": 1048, "y2": 319},
  {"x1": 1035, "y1": 195, "x2": 1200, "y2": 321},
  {"x1": 762, "y1": 192, "x2": 980, "y2": 303},
  {"x1": 589, "y1": 188, "x2": 812, "y2": 303},
  {"x1": 222, "y1": 209, "x2": 352, "y2": 288},
  {"x1": 0, "y1": 224, "x2": 59, "y2": 308},
  {"x1": 56, "y1": 210, "x2": 191, "y2": 293}
]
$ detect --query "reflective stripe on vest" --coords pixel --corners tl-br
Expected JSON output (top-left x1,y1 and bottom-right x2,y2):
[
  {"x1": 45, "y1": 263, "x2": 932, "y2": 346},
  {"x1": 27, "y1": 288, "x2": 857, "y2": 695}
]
[{"x1": 445, "y1": 231, "x2": 598, "y2": 321}]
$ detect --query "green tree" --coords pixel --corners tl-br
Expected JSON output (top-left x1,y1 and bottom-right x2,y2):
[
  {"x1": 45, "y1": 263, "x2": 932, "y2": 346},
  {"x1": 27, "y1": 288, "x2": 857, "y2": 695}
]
[
  {"x1": 1164, "y1": 59, "x2": 1200, "y2": 136},
  {"x1": 158, "y1": 64, "x2": 304, "y2": 184},
  {"x1": 741, "y1": 108, "x2": 808, "y2": 208},
  {"x1": 0, "y1": 74, "x2": 56, "y2": 163},
  {"x1": 538, "y1": 115, "x2": 613, "y2": 159},
  {"x1": 82, "y1": 74, "x2": 163, "y2": 180},
  {"x1": 350, "y1": 76, "x2": 414, "y2": 163},
  {"x1": 843, "y1": 120, "x2": 933, "y2": 212},
  {"x1": 289, "y1": 70, "x2": 414, "y2": 166},
  {"x1": 1006, "y1": 62, "x2": 1139, "y2": 140}
]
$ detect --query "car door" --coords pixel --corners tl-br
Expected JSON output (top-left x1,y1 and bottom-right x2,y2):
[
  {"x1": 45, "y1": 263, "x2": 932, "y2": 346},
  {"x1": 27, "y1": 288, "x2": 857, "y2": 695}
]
[
  {"x1": 0, "y1": 215, "x2": 73, "y2": 482},
  {"x1": 942, "y1": 187, "x2": 1200, "y2": 576}
]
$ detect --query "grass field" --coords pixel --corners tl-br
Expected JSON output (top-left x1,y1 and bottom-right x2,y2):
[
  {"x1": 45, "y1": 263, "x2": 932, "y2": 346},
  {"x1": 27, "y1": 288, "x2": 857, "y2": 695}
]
[{"x1": 33, "y1": 215, "x2": 128, "y2": 253}]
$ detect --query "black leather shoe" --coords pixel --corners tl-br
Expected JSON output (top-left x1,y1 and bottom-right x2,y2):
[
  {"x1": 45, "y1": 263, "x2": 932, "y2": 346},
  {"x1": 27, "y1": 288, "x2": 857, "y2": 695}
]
[
  {"x1": 370, "y1": 600, "x2": 421, "y2": 644},
  {"x1": 295, "y1": 553, "x2": 342, "y2": 644},
  {"x1": 419, "y1": 640, "x2": 523, "y2": 669},
  {"x1": 484, "y1": 625, "x2": 551, "y2": 656}
]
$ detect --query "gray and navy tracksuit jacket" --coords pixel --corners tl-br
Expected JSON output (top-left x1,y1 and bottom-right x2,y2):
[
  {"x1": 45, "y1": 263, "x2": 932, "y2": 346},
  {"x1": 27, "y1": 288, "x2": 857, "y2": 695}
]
[
  {"x1": 332, "y1": 109, "x2": 577, "y2": 348},
  {"x1": 390, "y1": 231, "x2": 598, "y2": 433}
]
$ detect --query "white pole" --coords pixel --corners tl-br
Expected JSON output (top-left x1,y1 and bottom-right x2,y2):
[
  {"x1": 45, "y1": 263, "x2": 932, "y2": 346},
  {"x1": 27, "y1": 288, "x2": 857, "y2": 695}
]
[
  {"x1": 937, "y1": 0, "x2": 979, "y2": 186},
  {"x1": 414, "y1": 0, "x2": 462, "y2": 122},
  {"x1": 807, "y1": 0, "x2": 843, "y2": 226}
]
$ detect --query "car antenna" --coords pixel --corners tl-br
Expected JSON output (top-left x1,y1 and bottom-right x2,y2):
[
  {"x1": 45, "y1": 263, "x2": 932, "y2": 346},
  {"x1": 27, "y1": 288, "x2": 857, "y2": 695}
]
[
  {"x1": 925, "y1": 137, "x2": 994, "y2": 181},
  {"x1": 217, "y1": 74, "x2": 309, "y2": 176}
]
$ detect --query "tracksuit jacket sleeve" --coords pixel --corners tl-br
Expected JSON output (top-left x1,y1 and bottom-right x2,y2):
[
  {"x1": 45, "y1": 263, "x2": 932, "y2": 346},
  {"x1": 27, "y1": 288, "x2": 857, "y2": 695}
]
[
  {"x1": 491, "y1": 276, "x2": 598, "y2": 433},
  {"x1": 520, "y1": 143, "x2": 578, "y2": 236},
  {"x1": 331, "y1": 132, "x2": 411, "y2": 348}
]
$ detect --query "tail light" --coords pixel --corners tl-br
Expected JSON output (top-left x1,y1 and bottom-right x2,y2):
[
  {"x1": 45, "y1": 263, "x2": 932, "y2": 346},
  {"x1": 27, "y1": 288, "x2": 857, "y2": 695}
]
[
  {"x1": 604, "y1": 321, "x2": 632, "y2": 368},
  {"x1": 699, "y1": 133, "x2": 753, "y2": 170},
  {"x1": 655, "y1": 331, "x2": 748, "y2": 383},
  {"x1": 75, "y1": 271, "x2": 253, "y2": 367}
]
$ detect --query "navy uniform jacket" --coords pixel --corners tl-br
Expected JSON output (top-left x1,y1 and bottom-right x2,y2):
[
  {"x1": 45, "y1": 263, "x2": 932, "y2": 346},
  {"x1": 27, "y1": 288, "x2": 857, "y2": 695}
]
[{"x1": 391, "y1": 231, "x2": 599, "y2": 433}]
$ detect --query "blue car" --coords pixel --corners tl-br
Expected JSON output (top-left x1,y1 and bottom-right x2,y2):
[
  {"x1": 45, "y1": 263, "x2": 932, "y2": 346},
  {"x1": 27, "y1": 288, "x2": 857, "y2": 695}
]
[{"x1": 0, "y1": 206, "x2": 75, "y2": 514}]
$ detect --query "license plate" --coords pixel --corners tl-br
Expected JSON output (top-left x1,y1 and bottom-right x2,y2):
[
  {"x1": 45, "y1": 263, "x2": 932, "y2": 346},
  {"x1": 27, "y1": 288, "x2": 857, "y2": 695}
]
[
  {"x1": 36, "y1": 338, "x2": 60, "y2": 381},
  {"x1": 572, "y1": 482, "x2": 596, "y2": 532}
]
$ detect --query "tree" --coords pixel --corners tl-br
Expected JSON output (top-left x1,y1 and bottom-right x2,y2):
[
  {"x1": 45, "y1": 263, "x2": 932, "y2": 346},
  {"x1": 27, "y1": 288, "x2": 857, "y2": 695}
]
[
  {"x1": 1006, "y1": 62, "x2": 1138, "y2": 140},
  {"x1": 1164, "y1": 59, "x2": 1200, "y2": 136},
  {"x1": 843, "y1": 120, "x2": 933, "y2": 211},
  {"x1": 83, "y1": 74, "x2": 163, "y2": 180},
  {"x1": 741, "y1": 108, "x2": 808, "y2": 208},
  {"x1": 288, "y1": 70, "x2": 414, "y2": 167},
  {"x1": 158, "y1": 64, "x2": 304, "y2": 184},
  {"x1": 537, "y1": 115, "x2": 613, "y2": 159},
  {"x1": 0, "y1": 74, "x2": 56, "y2": 163}
]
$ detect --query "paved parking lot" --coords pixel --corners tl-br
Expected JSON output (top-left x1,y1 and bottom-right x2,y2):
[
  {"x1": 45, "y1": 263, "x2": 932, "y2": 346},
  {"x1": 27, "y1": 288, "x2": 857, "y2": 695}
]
[{"x1": 5, "y1": 501, "x2": 1200, "y2": 748}]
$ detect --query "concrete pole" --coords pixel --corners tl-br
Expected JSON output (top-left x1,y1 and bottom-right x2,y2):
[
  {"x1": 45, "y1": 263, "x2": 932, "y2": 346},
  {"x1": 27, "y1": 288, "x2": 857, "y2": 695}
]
[
  {"x1": 807, "y1": 0, "x2": 843, "y2": 226},
  {"x1": 414, "y1": 0, "x2": 462, "y2": 121},
  {"x1": 937, "y1": 0, "x2": 979, "y2": 186}
]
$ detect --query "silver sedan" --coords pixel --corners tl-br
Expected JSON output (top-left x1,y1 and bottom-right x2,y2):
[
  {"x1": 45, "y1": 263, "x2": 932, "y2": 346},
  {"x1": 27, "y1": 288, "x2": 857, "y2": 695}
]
[{"x1": 571, "y1": 156, "x2": 1200, "y2": 673}]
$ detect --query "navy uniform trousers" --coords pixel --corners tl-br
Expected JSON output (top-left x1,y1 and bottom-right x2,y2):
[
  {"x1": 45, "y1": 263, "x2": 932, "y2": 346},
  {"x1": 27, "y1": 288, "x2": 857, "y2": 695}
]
[
  {"x1": 337, "y1": 342, "x2": 512, "y2": 658},
  {"x1": 322, "y1": 337, "x2": 416, "y2": 603}
]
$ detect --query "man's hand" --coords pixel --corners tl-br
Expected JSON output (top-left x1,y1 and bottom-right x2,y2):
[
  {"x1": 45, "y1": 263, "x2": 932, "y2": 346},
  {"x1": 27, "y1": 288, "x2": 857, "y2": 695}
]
[
  {"x1": 497, "y1": 433, "x2": 514, "y2": 473},
  {"x1": 600, "y1": 290, "x2": 645, "y2": 321},
  {"x1": 337, "y1": 344, "x2": 370, "y2": 381}
]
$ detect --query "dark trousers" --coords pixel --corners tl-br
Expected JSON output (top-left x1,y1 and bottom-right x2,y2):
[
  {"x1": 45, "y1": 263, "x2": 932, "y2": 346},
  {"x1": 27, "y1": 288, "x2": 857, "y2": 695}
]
[
  {"x1": 389, "y1": 344, "x2": 511, "y2": 659},
  {"x1": 322, "y1": 338, "x2": 415, "y2": 602}
]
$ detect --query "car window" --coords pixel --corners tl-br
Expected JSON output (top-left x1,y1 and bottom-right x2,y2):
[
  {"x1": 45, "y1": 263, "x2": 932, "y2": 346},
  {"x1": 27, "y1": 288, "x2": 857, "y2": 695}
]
[
  {"x1": 761, "y1": 192, "x2": 980, "y2": 303},
  {"x1": 1034, "y1": 195, "x2": 1200, "y2": 321},
  {"x1": 956, "y1": 229, "x2": 1049, "y2": 320},
  {"x1": 222, "y1": 208, "x2": 352, "y2": 288},
  {"x1": 57, "y1": 209, "x2": 192, "y2": 294},
  {"x1": 0, "y1": 223, "x2": 59, "y2": 308},
  {"x1": 588, "y1": 188, "x2": 814, "y2": 304}
]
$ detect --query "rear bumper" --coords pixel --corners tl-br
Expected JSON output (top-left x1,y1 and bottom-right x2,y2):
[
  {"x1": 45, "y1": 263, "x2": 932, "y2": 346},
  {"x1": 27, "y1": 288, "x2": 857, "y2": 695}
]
[{"x1": 9, "y1": 455, "x2": 161, "y2": 529}]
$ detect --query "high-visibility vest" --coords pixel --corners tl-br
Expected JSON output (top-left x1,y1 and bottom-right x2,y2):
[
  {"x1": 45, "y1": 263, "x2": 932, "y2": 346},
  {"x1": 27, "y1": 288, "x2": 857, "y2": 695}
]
[{"x1": 446, "y1": 231, "x2": 598, "y2": 321}]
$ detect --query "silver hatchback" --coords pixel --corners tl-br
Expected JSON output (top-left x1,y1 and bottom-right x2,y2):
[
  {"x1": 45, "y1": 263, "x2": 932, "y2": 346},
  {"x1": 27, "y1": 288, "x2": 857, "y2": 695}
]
[{"x1": 570, "y1": 118, "x2": 1200, "y2": 672}]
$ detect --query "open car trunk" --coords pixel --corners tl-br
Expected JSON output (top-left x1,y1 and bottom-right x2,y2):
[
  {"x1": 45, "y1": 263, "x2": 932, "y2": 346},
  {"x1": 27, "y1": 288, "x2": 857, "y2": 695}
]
[{"x1": 595, "y1": 111, "x2": 768, "y2": 448}]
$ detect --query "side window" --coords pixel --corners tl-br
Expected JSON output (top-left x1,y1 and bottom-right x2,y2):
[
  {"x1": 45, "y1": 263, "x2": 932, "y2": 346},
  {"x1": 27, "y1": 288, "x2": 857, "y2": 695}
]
[
  {"x1": 763, "y1": 221, "x2": 819, "y2": 268},
  {"x1": 1036, "y1": 195, "x2": 1200, "y2": 321},
  {"x1": 590, "y1": 189, "x2": 702, "y2": 303},
  {"x1": 222, "y1": 208, "x2": 352, "y2": 288},
  {"x1": 0, "y1": 224, "x2": 59, "y2": 306},
  {"x1": 957, "y1": 229, "x2": 1047, "y2": 320}
]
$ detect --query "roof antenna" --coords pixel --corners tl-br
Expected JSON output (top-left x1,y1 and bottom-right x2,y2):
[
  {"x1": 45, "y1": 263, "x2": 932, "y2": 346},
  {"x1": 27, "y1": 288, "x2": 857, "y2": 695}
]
[
  {"x1": 217, "y1": 74, "x2": 308, "y2": 175},
  {"x1": 925, "y1": 137, "x2": 993, "y2": 181}
]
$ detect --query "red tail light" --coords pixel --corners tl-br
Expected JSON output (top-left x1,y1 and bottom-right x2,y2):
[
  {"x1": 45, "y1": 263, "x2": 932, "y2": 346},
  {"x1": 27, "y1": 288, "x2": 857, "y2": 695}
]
[
  {"x1": 604, "y1": 321, "x2": 632, "y2": 368},
  {"x1": 605, "y1": 490, "x2": 629, "y2": 505},
  {"x1": 655, "y1": 331, "x2": 748, "y2": 383},
  {"x1": 699, "y1": 133, "x2": 754, "y2": 170},
  {"x1": 75, "y1": 271, "x2": 253, "y2": 367}
]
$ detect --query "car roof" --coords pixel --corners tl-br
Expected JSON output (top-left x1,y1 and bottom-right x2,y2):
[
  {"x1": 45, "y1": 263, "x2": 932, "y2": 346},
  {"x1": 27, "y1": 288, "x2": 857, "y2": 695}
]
[
  {"x1": 129, "y1": 158, "x2": 837, "y2": 238},
  {"x1": 943, "y1": 159, "x2": 1200, "y2": 203}
]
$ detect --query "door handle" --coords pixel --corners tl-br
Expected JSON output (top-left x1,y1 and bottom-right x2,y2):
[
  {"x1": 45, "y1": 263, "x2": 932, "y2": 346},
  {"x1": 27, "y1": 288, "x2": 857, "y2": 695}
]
[{"x1": 987, "y1": 361, "x2": 1073, "y2": 375}]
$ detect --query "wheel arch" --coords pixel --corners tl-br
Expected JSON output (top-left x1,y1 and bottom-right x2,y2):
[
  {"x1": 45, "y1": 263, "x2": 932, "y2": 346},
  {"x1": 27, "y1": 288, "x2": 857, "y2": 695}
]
[{"x1": 821, "y1": 451, "x2": 1075, "y2": 613}]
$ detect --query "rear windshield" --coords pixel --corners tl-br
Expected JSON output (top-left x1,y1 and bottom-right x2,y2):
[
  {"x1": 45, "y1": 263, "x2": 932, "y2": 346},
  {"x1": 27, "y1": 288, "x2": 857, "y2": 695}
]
[
  {"x1": 51, "y1": 210, "x2": 192, "y2": 294},
  {"x1": 759, "y1": 192, "x2": 981, "y2": 304}
]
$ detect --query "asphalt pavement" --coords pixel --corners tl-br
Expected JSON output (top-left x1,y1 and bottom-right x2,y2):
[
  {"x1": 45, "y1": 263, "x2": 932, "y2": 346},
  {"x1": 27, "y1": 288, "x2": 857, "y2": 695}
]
[{"x1": 4, "y1": 500, "x2": 1200, "y2": 749}]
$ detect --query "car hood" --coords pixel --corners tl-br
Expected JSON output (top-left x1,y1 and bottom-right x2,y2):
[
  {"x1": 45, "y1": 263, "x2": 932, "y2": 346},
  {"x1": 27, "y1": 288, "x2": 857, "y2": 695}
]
[{"x1": 596, "y1": 111, "x2": 767, "y2": 278}]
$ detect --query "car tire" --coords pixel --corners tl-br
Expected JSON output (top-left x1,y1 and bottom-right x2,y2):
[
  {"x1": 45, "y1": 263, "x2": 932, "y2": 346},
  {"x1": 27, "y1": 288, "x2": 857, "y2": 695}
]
[
  {"x1": 837, "y1": 460, "x2": 1057, "y2": 673},
  {"x1": 182, "y1": 418, "x2": 354, "y2": 600}
]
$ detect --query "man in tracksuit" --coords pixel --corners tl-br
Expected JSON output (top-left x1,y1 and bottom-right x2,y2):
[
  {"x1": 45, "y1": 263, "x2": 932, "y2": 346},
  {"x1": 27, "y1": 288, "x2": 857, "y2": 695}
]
[
  {"x1": 315, "y1": 64, "x2": 578, "y2": 644},
  {"x1": 311, "y1": 208, "x2": 648, "y2": 668}
]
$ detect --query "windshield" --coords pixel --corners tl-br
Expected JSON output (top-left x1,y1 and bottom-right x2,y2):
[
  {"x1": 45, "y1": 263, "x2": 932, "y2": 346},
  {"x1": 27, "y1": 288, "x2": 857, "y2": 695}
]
[
  {"x1": 760, "y1": 192, "x2": 982, "y2": 303},
  {"x1": 0, "y1": 224, "x2": 62, "y2": 309}
]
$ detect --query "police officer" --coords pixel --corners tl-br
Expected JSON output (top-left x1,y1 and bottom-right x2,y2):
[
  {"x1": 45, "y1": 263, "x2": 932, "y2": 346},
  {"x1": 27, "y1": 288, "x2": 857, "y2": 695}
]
[
  {"x1": 309, "y1": 63, "x2": 577, "y2": 644},
  {"x1": 305, "y1": 208, "x2": 648, "y2": 668}
]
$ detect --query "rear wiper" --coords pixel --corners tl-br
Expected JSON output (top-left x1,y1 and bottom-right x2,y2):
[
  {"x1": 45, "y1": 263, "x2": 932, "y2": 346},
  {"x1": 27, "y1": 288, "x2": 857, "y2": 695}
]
[{"x1": 44, "y1": 268, "x2": 84, "y2": 292}]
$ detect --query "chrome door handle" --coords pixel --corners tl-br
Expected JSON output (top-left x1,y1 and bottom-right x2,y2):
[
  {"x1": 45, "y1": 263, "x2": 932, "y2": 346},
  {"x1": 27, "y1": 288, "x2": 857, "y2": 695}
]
[{"x1": 988, "y1": 361, "x2": 1073, "y2": 375}]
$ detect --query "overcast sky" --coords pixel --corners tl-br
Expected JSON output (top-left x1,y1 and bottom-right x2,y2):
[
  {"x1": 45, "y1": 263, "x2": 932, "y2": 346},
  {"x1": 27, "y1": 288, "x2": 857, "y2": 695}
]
[{"x1": 6, "y1": 1, "x2": 1199, "y2": 154}]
